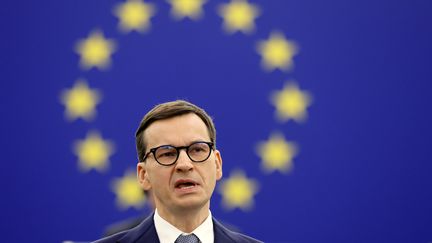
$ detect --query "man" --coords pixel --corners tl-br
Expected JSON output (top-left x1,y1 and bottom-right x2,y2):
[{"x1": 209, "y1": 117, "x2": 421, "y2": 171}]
[{"x1": 93, "y1": 100, "x2": 262, "y2": 243}]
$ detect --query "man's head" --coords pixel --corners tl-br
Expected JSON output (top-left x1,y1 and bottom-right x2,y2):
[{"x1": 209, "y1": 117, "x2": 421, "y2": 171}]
[
  {"x1": 135, "y1": 100, "x2": 222, "y2": 217},
  {"x1": 135, "y1": 100, "x2": 217, "y2": 162}
]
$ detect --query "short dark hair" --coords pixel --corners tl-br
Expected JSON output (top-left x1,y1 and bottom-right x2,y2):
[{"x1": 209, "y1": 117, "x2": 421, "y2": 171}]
[{"x1": 135, "y1": 100, "x2": 216, "y2": 162}]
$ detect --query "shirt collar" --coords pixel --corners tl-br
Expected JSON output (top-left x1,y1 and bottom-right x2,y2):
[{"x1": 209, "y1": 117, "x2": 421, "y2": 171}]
[
  {"x1": 154, "y1": 209, "x2": 214, "y2": 243},
  {"x1": 191, "y1": 210, "x2": 213, "y2": 243}
]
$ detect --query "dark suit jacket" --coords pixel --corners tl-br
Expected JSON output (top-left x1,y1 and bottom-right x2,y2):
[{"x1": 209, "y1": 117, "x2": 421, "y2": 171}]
[{"x1": 93, "y1": 214, "x2": 262, "y2": 243}]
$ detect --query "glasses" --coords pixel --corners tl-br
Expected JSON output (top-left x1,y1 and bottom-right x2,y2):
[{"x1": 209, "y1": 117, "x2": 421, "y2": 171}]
[{"x1": 143, "y1": 141, "x2": 214, "y2": 166}]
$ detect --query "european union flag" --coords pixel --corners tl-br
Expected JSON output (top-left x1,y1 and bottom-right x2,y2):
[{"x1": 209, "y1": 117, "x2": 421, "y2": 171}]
[{"x1": 1, "y1": 0, "x2": 432, "y2": 242}]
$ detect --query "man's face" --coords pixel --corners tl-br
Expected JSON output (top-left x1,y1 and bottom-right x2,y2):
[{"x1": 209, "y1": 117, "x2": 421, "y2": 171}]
[{"x1": 137, "y1": 113, "x2": 222, "y2": 215}]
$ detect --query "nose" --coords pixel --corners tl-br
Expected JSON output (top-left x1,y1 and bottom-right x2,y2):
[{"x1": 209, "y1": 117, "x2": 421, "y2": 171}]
[{"x1": 175, "y1": 149, "x2": 193, "y2": 172}]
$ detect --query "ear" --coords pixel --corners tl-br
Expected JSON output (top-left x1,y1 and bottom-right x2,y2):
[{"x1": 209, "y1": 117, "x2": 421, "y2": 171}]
[
  {"x1": 214, "y1": 150, "x2": 223, "y2": 180},
  {"x1": 137, "y1": 162, "x2": 152, "y2": 190}
]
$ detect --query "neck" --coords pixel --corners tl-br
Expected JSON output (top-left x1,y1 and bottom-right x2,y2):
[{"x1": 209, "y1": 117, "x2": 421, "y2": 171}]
[{"x1": 157, "y1": 205, "x2": 210, "y2": 233}]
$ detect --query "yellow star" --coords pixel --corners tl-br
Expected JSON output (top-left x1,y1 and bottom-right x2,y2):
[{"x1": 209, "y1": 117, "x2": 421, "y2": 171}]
[
  {"x1": 218, "y1": 0, "x2": 260, "y2": 34},
  {"x1": 257, "y1": 133, "x2": 298, "y2": 173},
  {"x1": 218, "y1": 170, "x2": 258, "y2": 210},
  {"x1": 60, "y1": 80, "x2": 101, "y2": 121},
  {"x1": 257, "y1": 31, "x2": 298, "y2": 71},
  {"x1": 168, "y1": 0, "x2": 206, "y2": 20},
  {"x1": 74, "y1": 131, "x2": 114, "y2": 172},
  {"x1": 271, "y1": 82, "x2": 312, "y2": 122},
  {"x1": 114, "y1": 0, "x2": 156, "y2": 33},
  {"x1": 112, "y1": 170, "x2": 146, "y2": 209},
  {"x1": 75, "y1": 30, "x2": 116, "y2": 70}
]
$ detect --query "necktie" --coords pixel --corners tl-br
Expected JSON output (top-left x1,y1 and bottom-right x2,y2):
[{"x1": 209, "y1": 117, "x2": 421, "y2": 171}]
[{"x1": 175, "y1": 233, "x2": 200, "y2": 243}]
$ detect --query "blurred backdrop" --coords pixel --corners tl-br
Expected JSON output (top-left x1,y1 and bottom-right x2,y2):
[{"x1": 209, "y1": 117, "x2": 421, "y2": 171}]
[{"x1": 1, "y1": 0, "x2": 431, "y2": 242}]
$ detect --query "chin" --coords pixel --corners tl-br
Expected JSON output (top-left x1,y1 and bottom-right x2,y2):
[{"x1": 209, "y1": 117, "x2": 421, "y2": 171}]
[{"x1": 175, "y1": 197, "x2": 208, "y2": 211}]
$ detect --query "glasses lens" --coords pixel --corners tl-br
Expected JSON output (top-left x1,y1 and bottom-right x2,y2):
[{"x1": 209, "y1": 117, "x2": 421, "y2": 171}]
[
  {"x1": 155, "y1": 145, "x2": 177, "y2": 165},
  {"x1": 188, "y1": 142, "x2": 211, "y2": 162}
]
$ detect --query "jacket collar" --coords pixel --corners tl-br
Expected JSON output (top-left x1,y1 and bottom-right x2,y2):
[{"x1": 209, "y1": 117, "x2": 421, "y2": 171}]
[
  {"x1": 116, "y1": 213, "x2": 238, "y2": 243},
  {"x1": 213, "y1": 218, "x2": 237, "y2": 243},
  {"x1": 117, "y1": 213, "x2": 159, "y2": 243}
]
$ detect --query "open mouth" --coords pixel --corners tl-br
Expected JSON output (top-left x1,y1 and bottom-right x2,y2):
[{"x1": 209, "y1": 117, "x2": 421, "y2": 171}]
[{"x1": 175, "y1": 179, "x2": 198, "y2": 189}]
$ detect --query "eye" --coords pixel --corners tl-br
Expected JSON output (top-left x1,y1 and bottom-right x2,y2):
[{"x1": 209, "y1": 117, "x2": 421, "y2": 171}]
[
  {"x1": 158, "y1": 151, "x2": 176, "y2": 158},
  {"x1": 156, "y1": 146, "x2": 177, "y2": 158},
  {"x1": 189, "y1": 143, "x2": 208, "y2": 153},
  {"x1": 192, "y1": 147, "x2": 204, "y2": 152}
]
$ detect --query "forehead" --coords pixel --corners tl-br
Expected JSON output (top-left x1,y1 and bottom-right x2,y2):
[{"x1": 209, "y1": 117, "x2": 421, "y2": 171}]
[{"x1": 144, "y1": 113, "x2": 210, "y2": 147}]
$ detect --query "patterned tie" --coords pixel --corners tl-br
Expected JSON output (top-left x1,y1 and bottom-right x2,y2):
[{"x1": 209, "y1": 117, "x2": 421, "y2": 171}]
[{"x1": 175, "y1": 233, "x2": 200, "y2": 243}]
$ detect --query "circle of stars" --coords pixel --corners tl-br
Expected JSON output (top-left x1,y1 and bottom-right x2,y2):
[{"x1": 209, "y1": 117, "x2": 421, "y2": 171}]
[{"x1": 60, "y1": 0, "x2": 313, "y2": 212}]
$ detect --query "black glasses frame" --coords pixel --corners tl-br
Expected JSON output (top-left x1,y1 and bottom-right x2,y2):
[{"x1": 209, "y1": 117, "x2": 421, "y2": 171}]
[{"x1": 142, "y1": 141, "x2": 214, "y2": 166}]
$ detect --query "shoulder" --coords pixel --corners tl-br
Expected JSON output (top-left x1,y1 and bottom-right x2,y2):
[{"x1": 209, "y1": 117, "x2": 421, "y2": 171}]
[
  {"x1": 91, "y1": 214, "x2": 158, "y2": 243},
  {"x1": 224, "y1": 231, "x2": 264, "y2": 243},
  {"x1": 213, "y1": 218, "x2": 263, "y2": 243},
  {"x1": 92, "y1": 231, "x2": 127, "y2": 243}
]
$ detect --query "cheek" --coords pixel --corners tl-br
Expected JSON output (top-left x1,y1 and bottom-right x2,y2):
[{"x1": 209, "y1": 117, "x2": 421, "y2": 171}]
[
  {"x1": 148, "y1": 168, "x2": 171, "y2": 188},
  {"x1": 203, "y1": 166, "x2": 218, "y2": 189}
]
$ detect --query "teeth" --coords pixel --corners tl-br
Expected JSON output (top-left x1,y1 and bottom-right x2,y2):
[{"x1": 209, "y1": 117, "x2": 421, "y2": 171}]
[{"x1": 178, "y1": 183, "x2": 195, "y2": 189}]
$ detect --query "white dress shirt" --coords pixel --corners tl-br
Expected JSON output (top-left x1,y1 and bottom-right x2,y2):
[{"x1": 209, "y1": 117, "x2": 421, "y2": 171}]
[{"x1": 154, "y1": 209, "x2": 214, "y2": 243}]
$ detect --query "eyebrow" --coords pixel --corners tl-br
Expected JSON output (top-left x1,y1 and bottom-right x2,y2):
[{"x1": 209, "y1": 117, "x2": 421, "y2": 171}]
[{"x1": 150, "y1": 139, "x2": 210, "y2": 148}]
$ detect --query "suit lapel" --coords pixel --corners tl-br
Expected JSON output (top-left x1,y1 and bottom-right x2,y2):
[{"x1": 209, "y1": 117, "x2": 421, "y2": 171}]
[
  {"x1": 115, "y1": 214, "x2": 238, "y2": 243},
  {"x1": 117, "y1": 213, "x2": 159, "y2": 243},
  {"x1": 213, "y1": 218, "x2": 235, "y2": 243}
]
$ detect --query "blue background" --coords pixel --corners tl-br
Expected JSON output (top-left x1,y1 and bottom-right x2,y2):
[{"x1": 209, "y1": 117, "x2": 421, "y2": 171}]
[{"x1": 1, "y1": 0, "x2": 431, "y2": 242}]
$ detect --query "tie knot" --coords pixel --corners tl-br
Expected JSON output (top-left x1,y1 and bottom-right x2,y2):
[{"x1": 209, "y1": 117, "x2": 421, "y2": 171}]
[{"x1": 175, "y1": 233, "x2": 200, "y2": 243}]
